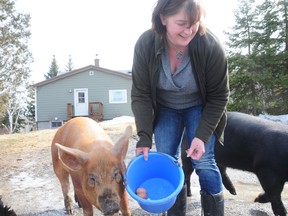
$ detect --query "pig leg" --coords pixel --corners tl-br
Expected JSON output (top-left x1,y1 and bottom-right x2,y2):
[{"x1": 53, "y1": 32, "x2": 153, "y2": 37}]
[
  {"x1": 217, "y1": 164, "x2": 237, "y2": 195},
  {"x1": 53, "y1": 164, "x2": 74, "y2": 214},
  {"x1": 180, "y1": 130, "x2": 193, "y2": 197},
  {"x1": 71, "y1": 179, "x2": 93, "y2": 216},
  {"x1": 74, "y1": 190, "x2": 93, "y2": 216},
  {"x1": 255, "y1": 168, "x2": 287, "y2": 216},
  {"x1": 119, "y1": 190, "x2": 131, "y2": 216},
  {"x1": 82, "y1": 206, "x2": 93, "y2": 216},
  {"x1": 182, "y1": 158, "x2": 193, "y2": 197}
]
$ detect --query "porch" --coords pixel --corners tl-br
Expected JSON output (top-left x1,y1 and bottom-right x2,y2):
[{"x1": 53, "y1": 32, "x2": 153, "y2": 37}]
[{"x1": 67, "y1": 102, "x2": 104, "y2": 122}]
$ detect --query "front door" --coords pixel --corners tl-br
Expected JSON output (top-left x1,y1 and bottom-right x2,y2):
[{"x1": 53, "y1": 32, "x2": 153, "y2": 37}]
[{"x1": 74, "y1": 88, "x2": 88, "y2": 116}]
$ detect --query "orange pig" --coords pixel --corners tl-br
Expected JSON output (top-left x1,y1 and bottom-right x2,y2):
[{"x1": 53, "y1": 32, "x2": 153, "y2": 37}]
[{"x1": 51, "y1": 117, "x2": 132, "y2": 216}]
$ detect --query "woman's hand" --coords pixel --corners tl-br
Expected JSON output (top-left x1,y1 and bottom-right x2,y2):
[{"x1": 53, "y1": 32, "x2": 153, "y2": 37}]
[
  {"x1": 136, "y1": 147, "x2": 150, "y2": 160},
  {"x1": 186, "y1": 137, "x2": 205, "y2": 160}
]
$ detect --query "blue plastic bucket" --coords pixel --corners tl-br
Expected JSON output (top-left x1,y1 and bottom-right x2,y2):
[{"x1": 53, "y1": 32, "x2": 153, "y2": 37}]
[{"x1": 125, "y1": 152, "x2": 184, "y2": 213}]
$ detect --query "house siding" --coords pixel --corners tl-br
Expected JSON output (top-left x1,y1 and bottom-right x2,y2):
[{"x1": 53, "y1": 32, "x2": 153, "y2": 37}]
[{"x1": 35, "y1": 66, "x2": 133, "y2": 129}]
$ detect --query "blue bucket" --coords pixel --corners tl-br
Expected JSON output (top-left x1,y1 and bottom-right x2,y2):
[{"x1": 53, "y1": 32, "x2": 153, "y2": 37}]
[{"x1": 125, "y1": 152, "x2": 184, "y2": 214}]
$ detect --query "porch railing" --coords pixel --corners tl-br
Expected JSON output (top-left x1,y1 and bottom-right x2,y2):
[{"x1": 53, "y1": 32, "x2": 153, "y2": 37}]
[{"x1": 67, "y1": 102, "x2": 103, "y2": 122}]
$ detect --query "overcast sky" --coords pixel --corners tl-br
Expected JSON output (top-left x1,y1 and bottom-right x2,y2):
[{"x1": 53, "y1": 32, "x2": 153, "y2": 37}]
[{"x1": 15, "y1": 0, "x2": 238, "y2": 83}]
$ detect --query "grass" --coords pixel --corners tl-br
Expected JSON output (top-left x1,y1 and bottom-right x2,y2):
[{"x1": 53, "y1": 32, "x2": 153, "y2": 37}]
[
  {"x1": 0, "y1": 129, "x2": 57, "y2": 155},
  {"x1": 0, "y1": 119, "x2": 136, "y2": 156}
]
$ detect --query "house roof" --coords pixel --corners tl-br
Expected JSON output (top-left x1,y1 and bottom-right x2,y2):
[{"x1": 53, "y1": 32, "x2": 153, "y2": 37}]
[{"x1": 33, "y1": 65, "x2": 132, "y2": 87}]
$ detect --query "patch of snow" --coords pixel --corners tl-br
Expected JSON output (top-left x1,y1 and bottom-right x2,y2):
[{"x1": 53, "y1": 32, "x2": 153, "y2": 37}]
[
  {"x1": 10, "y1": 172, "x2": 51, "y2": 190},
  {"x1": 99, "y1": 116, "x2": 135, "y2": 126}
]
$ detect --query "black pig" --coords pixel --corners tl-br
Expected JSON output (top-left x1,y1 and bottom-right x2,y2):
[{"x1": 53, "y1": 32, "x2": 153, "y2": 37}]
[{"x1": 182, "y1": 112, "x2": 288, "y2": 216}]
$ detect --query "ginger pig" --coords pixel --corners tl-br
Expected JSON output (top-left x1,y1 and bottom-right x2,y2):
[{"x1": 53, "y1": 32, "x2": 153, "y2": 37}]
[{"x1": 136, "y1": 187, "x2": 147, "y2": 199}]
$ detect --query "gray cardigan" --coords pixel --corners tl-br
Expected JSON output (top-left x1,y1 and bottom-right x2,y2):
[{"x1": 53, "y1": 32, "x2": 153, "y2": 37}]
[{"x1": 131, "y1": 29, "x2": 229, "y2": 148}]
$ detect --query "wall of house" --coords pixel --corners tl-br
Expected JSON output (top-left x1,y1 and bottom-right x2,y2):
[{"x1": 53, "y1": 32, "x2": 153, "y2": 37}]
[{"x1": 35, "y1": 68, "x2": 133, "y2": 129}]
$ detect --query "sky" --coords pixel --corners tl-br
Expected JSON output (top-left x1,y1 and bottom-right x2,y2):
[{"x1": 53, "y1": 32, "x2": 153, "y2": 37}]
[{"x1": 15, "y1": 0, "x2": 238, "y2": 83}]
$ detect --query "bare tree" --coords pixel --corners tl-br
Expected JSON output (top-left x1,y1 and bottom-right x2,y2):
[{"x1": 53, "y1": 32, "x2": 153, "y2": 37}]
[{"x1": 0, "y1": 0, "x2": 33, "y2": 132}]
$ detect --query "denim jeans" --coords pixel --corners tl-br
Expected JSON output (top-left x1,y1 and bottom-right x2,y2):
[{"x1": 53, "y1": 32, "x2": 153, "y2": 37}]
[{"x1": 154, "y1": 105, "x2": 223, "y2": 195}]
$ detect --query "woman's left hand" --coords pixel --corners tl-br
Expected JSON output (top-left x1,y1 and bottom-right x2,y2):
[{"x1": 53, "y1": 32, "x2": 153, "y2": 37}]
[
  {"x1": 136, "y1": 147, "x2": 150, "y2": 160},
  {"x1": 186, "y1": 137, "x2": 205, "y2": 160}
]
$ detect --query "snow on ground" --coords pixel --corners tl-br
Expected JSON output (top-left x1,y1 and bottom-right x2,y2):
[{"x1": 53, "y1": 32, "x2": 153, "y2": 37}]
[{"x1": 99, "y1": 116, "x2": 135, "y2": 126}]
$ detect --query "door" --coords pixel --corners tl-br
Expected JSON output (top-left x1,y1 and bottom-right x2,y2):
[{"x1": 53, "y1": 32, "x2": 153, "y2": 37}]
[{"x1": 74, "y1": 88, "x2": 88, "y2": 116}]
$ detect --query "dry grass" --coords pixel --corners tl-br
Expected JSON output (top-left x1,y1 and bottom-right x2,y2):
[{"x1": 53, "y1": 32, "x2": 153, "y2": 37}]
[
  {"x1": 0, "y1": 129, "x2": 57, "y2": 155},
  {"x1": 0, "y1": 116, "x2": 136, "y2": 156}
]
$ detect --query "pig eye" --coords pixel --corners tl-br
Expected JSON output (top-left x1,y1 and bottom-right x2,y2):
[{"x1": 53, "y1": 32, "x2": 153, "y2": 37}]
[
  {"x1": 113, "y1": 172, "x2": 123, "y2": 184},
  {"x1": 88, "y1": 174, "x2": 97, "y2": 187}
]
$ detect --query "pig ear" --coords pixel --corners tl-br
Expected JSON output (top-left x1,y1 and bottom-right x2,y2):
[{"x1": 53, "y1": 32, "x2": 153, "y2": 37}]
[
  {"x1": 112, "y1": 125, "x2": 132, "y2": 159},
  {"x1": 56, "y1": 143, "x2": 89, "y2": 172}
]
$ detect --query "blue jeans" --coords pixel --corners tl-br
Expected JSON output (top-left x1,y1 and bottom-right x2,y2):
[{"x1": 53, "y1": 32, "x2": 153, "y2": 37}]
[{"x1": 154, "y1": 105, "x2": 223, "y2": 195}]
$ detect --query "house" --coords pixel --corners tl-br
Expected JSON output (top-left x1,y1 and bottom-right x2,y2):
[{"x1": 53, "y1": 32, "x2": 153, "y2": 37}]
[{"x1": 33, "y1": 59, "x2": 133, "y2": 130}]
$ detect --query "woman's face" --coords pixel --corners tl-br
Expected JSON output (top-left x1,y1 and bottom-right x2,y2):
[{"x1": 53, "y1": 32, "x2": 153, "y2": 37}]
[{"x1": 161, "y1": 8, "x2": 199, "y2": 48}]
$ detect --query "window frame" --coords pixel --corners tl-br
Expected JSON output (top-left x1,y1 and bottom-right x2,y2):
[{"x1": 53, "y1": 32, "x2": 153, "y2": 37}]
[{"x1": 109, "y1": 89, "x2": 127, "y2": 104}]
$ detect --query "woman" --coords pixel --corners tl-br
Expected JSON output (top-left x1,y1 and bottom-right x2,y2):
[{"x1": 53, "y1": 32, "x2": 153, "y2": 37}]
[{"x1": 131, "y1": 0, "x2": 229, "y2": 215}]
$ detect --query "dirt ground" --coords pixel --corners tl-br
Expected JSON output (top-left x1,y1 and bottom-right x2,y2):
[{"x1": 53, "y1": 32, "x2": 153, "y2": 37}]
[{"x1": 0, "y1": 117, "x2": 287, "y2": 216}]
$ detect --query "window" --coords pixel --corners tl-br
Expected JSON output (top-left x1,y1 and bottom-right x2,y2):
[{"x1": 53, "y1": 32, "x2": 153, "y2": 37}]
[
  {"x1": 51, "y1": 121, "x2": 62, "y2": 128},
  {"x1": 78, "y1": 92, "x2": 85, "y2": 103},
  {"x1": 109, "y1": 89, "x2": 127, "y2": 104}
]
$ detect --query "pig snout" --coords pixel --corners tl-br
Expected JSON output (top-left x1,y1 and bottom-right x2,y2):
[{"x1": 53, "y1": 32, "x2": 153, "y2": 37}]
[{"x1": 98, "y1": 189, "x2": 121, "y2": 215}]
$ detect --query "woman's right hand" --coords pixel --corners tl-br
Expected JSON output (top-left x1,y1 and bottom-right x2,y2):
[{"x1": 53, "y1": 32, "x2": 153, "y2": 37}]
[{"x1": 136, "y1": 147, "x2": 150, "y2": 160}]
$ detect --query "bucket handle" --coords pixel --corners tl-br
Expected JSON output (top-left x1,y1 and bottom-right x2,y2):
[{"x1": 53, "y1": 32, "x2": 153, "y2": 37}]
[{"x1": 123, "y1": 177, "x2": 128, "y2": 187}]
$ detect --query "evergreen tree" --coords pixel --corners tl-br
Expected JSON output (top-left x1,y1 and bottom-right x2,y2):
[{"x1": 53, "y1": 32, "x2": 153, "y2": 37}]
[
  {"x1": 65, "y1": 54, "x2": 74, "y2": 72},
  {"x1": 225, "y1": 0, "x2": 261, "y2": 114},
  {"x1": 44, "y1": 55, "x2": 59, "y2": 79},
  {"x1": 271, "y1": 0, "x2": 288, "y2": 113},
  {"x1": 25, "y1": 85, "x2": 35, "y2": 122},
  {"x1": 253, "y1": 0, "x2": 288, "y2": 114},
  {"x1": 24, "y1": 85, "x2": 35, "y2": 131},
  {"x1": 225, "y1": 0, "x2": 288, "y2": 115}
]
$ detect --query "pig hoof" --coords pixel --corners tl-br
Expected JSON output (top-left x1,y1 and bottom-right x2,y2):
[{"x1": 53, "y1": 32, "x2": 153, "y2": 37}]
[
  {"x1": 66, "y1": 209, "x2": 73, "y2": 215},
  {"x1": 229, "y1": 189, "x2": 237, "y2": 195},
  {"x1": 64, "y1": 196, "x2": 74, "y2": 214},
  {"x1": 255, "y1": 193, "x2": 269, "y2": 203}
]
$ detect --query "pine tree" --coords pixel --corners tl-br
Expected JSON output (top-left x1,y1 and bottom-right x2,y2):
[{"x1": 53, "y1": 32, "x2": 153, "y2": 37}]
[
  {"x1": 25, "y1": 85, "x2": 35, "y2": 121},
  {"x1": 225, "y1": 0, "x2": 261, "y2": 114},
  {"x1": 271, "y1": 0, "x2": 288, "y2": 113},
  {"x1": 65, "y1": 54, "x2": 74, "y2": 72},
  {"x1": 225, "y1": 0, "x2": 288, "y2": 114},
  {"x1": 44, "y1": 55, "x2": 59, "y2": 79}
]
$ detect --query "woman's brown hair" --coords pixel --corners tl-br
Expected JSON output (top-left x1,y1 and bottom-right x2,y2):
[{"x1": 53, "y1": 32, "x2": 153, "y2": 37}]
[{"x1": 152, "y1": 0, "x2": 206, "y2": 37}]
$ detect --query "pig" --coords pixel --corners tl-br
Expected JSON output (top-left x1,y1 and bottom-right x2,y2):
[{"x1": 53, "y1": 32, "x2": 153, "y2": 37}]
[
  {"x1": 51, "y1": 117, "x2": 132, "y2": 216},
  {"x1": 0, "y1": 196, "x2": 17, "y2": 216},
  {"x1": 182, "y1": 112, "x2": 288, "y2": 216}
]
